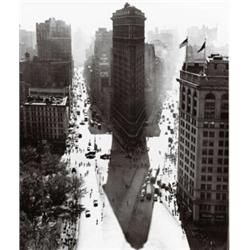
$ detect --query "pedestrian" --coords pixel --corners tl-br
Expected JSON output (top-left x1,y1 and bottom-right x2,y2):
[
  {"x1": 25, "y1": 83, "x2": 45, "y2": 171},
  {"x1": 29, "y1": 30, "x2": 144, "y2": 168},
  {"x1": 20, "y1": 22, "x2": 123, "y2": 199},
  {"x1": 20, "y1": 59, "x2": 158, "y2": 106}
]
[{"x1": 96, "y1": 219, "x2": 98, "y2": 225}]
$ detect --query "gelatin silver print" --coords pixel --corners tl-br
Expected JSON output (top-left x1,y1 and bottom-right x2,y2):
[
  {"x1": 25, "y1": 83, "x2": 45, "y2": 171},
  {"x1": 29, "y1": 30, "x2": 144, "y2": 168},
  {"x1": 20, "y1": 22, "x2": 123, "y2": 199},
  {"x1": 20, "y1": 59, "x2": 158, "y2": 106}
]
[{"x1": 20, "y1": 0, "x2": 229, "y2": 249}]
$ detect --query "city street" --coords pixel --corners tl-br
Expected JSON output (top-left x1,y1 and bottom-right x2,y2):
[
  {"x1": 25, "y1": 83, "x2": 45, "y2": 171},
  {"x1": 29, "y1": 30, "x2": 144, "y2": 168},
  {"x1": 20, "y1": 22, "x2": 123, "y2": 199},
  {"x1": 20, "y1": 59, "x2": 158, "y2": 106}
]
[{"x1": 59, "y1": 67, "x2": 189, "y2": 250}]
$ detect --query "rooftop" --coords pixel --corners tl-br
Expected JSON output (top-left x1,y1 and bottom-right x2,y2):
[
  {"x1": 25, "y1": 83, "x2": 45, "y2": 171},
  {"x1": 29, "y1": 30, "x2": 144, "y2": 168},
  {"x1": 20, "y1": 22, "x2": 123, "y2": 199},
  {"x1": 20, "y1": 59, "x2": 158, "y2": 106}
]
[
  {"x1": 24, "y1": 96, "x2": 68, "y2": 106},
  {"x1": 112, "y1": 3, "x2": 145, "y2": 18}
]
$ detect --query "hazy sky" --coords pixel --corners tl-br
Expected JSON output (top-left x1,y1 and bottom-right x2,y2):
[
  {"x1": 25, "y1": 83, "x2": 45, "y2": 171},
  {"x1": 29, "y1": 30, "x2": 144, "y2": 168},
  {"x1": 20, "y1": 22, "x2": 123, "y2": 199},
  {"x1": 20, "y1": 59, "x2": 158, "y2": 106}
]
[{"x1": 20, "y1": 0, "x2": 229, "y2": 46}]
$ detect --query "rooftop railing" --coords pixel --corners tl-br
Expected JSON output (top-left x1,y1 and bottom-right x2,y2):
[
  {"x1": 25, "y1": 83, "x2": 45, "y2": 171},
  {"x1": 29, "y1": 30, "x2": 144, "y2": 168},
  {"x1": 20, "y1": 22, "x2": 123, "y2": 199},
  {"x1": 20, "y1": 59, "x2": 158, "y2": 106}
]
[{"x1": 179, "y1": 70, "x2": 228, "y2": 86}]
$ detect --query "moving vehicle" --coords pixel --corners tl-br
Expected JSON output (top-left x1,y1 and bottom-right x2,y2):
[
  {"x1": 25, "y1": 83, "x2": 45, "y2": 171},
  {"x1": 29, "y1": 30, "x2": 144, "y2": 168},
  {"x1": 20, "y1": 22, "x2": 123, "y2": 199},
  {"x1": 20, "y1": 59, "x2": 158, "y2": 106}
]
[
  {"x1": 154, "y1": 194, "x2": 158, "y2": 202},
  {"x1": 100, "y1": 154, "x2": 111, "y2": 160},
  {"x1": 146, "y1": 183, "x2": 152, "y2": 200},
  {"x1": 93, "y1": 200, "x2": 98, "y2": 207},
  {"x1": 85, "y1": 210, "x2": 91, "y2": 218}
]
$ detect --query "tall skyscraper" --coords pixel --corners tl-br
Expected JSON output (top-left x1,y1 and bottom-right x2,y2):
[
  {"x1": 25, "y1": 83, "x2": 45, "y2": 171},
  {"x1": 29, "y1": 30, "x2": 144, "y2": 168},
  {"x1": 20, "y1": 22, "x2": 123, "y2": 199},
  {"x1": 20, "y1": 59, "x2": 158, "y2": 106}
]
[
  {"x1": 111, "y1": 3, "x2": 146, "y2": 147},
  {"x1": 36, "y1": 18, "x2": 72, "y2": 61},
  {"x1": 176, "y1": 54, "x2": 229, "y2": 223}
]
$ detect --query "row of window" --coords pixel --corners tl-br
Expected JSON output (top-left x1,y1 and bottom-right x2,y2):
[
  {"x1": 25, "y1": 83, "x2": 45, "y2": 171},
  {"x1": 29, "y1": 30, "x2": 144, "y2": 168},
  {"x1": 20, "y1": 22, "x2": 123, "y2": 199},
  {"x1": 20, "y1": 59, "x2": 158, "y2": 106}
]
[
  {"x1": 200, "y1": 204, "x2": 227, "y2": 212},
  {"x1": 200, "y1": 183, "x2": 228, "y2": 191},
  {"x1": 203, "y1": 130, "x2": 229, "y2": 138},
  {"x1": 200, "y1": 192, "x2": 227, "y2": 201},
  {"x1": 201, "y1": 166, "x2": 228, "y2": 174}
]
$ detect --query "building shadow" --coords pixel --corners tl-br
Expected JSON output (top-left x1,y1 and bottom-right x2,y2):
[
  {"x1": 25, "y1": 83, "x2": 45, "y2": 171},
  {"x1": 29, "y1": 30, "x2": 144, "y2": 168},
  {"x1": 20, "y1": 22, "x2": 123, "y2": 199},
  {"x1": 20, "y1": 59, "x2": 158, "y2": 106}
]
[{"x1": 103, "y1": 136, "x2": 154, "y2": 249}]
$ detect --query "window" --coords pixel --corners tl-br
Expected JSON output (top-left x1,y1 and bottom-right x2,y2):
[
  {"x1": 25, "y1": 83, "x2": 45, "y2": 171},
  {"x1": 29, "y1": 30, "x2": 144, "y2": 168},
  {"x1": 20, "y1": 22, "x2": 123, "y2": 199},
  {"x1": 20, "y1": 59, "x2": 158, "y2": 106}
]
[
  {"x1": 222, "y1": 193, "x2": 227, "y2": 200},
  {"x1": 203, "y1": 131, "x2": 208, "y2": 137},
  {"x1": 221, "y1": 93, "x2": 228, "y2": 120},
  {"x1": 202, "y1": 149, "x2": 207, "y2": 155},
  {"x1": 208, "y1": 158, "x2": 213, "y2": 164},
  {"x1": 217, "y1": 176, "x2": 222, "y2": 182},
  {"x1": 218, "y1": 149, "x2": 223, "y2": 156},
  {"x1": 203, "y1": 140, "x2": 208, "y2": 147},
  {"x1": 201, "y1": 175, "x2": 206, "y2": 181},
  {"x1": 204, "y1": 93, "x2": 216, "y2": 119},
  {"x1": 208, "y1": 167, "x2": 213, "y2": 173},
  {"x1": 207, "y1": 184, "x2": 212, "y2": 190},
  {"x1": 207, "y1": 176, "x2": 212, "y2": 181},
  {"x1": 219, "y1": 131, "x2": 224, "y2": 138},
  {"x1": 201, "y1": 192, "x2": 205, "y2": 200},
  {"x1": 219, "y1": 141, "x2": 224, "y2": 147},
  {"x1": 224, "y1": 158, "x2": 229, "y2": 165},
  {"x1": 209, "y1": 131, "x2": 215, "y2": 137},
  {"x1": 216, "y1": 193, "x2": 221, "y2": 200},
  {"x1": 201, "y1": 184, "x2": 206, "y2": 190},
  {"x1": 217, "y1": 167, "x2": 222, "y2": 173},
  {"x1": 216, "y1": 184, "x2": 221, "y2": 191},
  {"x1": 209, "y1": 141, "x2": 214, "y2": 147},
  {"x1": 218, "y1": 158, "x2": 223, "y2": 165},
  {"x1": 208, "y1": 149, "x2": 214, "y2": 155},
  {"x1": 207, "y1": 193, "x2": 211, "y2": 200}
]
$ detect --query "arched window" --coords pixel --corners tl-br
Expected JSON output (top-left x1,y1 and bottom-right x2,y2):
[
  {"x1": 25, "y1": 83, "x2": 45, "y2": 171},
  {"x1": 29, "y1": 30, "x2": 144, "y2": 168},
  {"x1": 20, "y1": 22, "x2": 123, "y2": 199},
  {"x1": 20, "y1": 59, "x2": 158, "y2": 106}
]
[
  {"x1": 221, "y1": 93, "x2": 228, "y2": 120},
  {"x1": 187, "y1": 89, "x2": 191, "y2": 113},
  {"x1": 192, "y1": 91, "x2": 197, "y2": 116},
  {"x1": 204, "y1": 93, "x2": 216, "y2": 119},
  {"x1": 181, "y1": 86, "x2": 186, "y2": 110}
]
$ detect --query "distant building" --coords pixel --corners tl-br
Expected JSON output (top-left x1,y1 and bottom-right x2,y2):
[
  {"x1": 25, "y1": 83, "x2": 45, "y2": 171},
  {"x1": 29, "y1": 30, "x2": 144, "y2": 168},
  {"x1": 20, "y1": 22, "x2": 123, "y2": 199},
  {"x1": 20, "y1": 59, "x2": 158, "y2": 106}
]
[
  {"x1": 144, "y1": 43, "x2": 157, "y2": 118},
  {"x1": 36, "y1": 18, "x2": 72, "y2": 61},
  {"x1": 91, "y1": 28, "x2": 112, "y2": 120},
  {"x1": 176, "y1": 54, "x2": 229, "y2": 224},
  {"x1": 19, "y1": 57, "x2": 72, "y2": 95},
  {"x1": 22, "y1": 96, "x2": 69, "y2": 145},
  {"x1": 19, "y1": 28, "x2": 36, "y2": 60},
  {"x1": 111, "y1": 3, "x2": 146, "y2": 147}
]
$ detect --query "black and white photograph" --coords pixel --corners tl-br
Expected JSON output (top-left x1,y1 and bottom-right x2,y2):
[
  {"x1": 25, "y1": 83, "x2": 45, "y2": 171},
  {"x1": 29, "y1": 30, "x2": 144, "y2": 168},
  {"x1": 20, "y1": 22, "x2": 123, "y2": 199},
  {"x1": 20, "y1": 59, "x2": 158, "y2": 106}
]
[{"x1": 4, "y1": 0, "x2": 247, "y2": 249}]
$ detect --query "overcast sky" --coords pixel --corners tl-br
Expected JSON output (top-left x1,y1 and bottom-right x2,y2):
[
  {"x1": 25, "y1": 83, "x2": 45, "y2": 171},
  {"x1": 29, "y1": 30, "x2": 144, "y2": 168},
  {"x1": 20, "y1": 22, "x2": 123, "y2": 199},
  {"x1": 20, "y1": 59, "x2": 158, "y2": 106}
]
[{"x1": 20, "y1": 0, "x2": 228, "y2": 46}]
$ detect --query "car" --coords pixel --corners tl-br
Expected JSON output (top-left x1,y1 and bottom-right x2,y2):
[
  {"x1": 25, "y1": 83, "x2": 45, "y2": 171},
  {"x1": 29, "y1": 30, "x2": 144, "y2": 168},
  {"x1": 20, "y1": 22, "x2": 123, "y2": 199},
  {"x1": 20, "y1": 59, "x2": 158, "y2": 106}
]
[
  {"x1": 84, "y1": 117, "x2": 88, "y2": 122},
  {"x1": 87, "y1": 147, "x2": 90, "y2": 151},
  {"x1": 85, "y1": 210, "x2": 91, "y2": 218},
  {"x1": 86, "y1": 152, "x2": 95, "y2": 159},
  {"x1": 93, "y1": 200, "x2": 98, "y2": 207},
  {"x1": 140, "y1": 194, "x2": 144, "y2": 202},
  {"x1": 153, "y1": 194, "x2": 158, "y2": 202},
  {"x1": 80, "y1": 121, "x2": 85, "y2": 125},
  {"x1": 100, "y1": 154, "x2": 111, "y2": 160},
  {"x1": 85, "y1": 151, "x2": 96, "y2": 159},
  {"x1": 78, "y1": 134, "x2": 82, "y2": 138}
]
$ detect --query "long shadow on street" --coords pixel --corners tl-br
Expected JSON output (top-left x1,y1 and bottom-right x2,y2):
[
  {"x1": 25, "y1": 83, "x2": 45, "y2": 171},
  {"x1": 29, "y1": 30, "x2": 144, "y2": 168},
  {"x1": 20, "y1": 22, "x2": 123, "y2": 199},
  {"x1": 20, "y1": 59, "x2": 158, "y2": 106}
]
[{"x1": 103, "y1": 136, "x2": 154, "y2": 249}]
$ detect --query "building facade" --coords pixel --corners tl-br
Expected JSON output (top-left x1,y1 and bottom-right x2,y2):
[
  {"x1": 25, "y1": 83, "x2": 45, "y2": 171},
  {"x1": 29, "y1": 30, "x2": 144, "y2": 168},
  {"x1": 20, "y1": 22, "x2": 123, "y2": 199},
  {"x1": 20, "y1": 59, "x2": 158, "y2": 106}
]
[
  {"x1": 36, "y1": 18, "x2": 72, "y2": 61},
  {"x1": 91, "y1": 28, "x2": 112, "y2": 120},
  {"x1": 111, "y1": 3, "x2": 146, "y2": 147},
  {"x1": 176, "y1": 54, "x2": 229, "y2": 224},
  {"x1": 22, "y1": 96, "x2": 69, "y2": 144}
]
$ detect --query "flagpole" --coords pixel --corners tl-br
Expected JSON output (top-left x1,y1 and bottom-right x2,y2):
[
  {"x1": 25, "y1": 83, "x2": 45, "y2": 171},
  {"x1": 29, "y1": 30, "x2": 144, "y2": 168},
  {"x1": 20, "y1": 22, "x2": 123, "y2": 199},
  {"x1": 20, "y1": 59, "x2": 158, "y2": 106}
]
[
  {"x1": 203, "y1": 37, "x2": 206, "y2": 74},
  {"x1": 185, "y1": 36, "x2": 188, "y2": 72}
]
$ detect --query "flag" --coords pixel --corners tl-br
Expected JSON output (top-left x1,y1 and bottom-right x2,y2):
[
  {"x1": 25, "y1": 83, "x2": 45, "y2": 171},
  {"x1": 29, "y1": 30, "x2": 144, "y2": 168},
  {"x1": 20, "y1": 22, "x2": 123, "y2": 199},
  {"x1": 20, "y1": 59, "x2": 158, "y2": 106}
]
[
  {"x1": 197, "y1": 41, "x2": 206, "y2": 53},
  {"x1": 179, "y1": 38, "x2": 188, "y2": 49}
]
